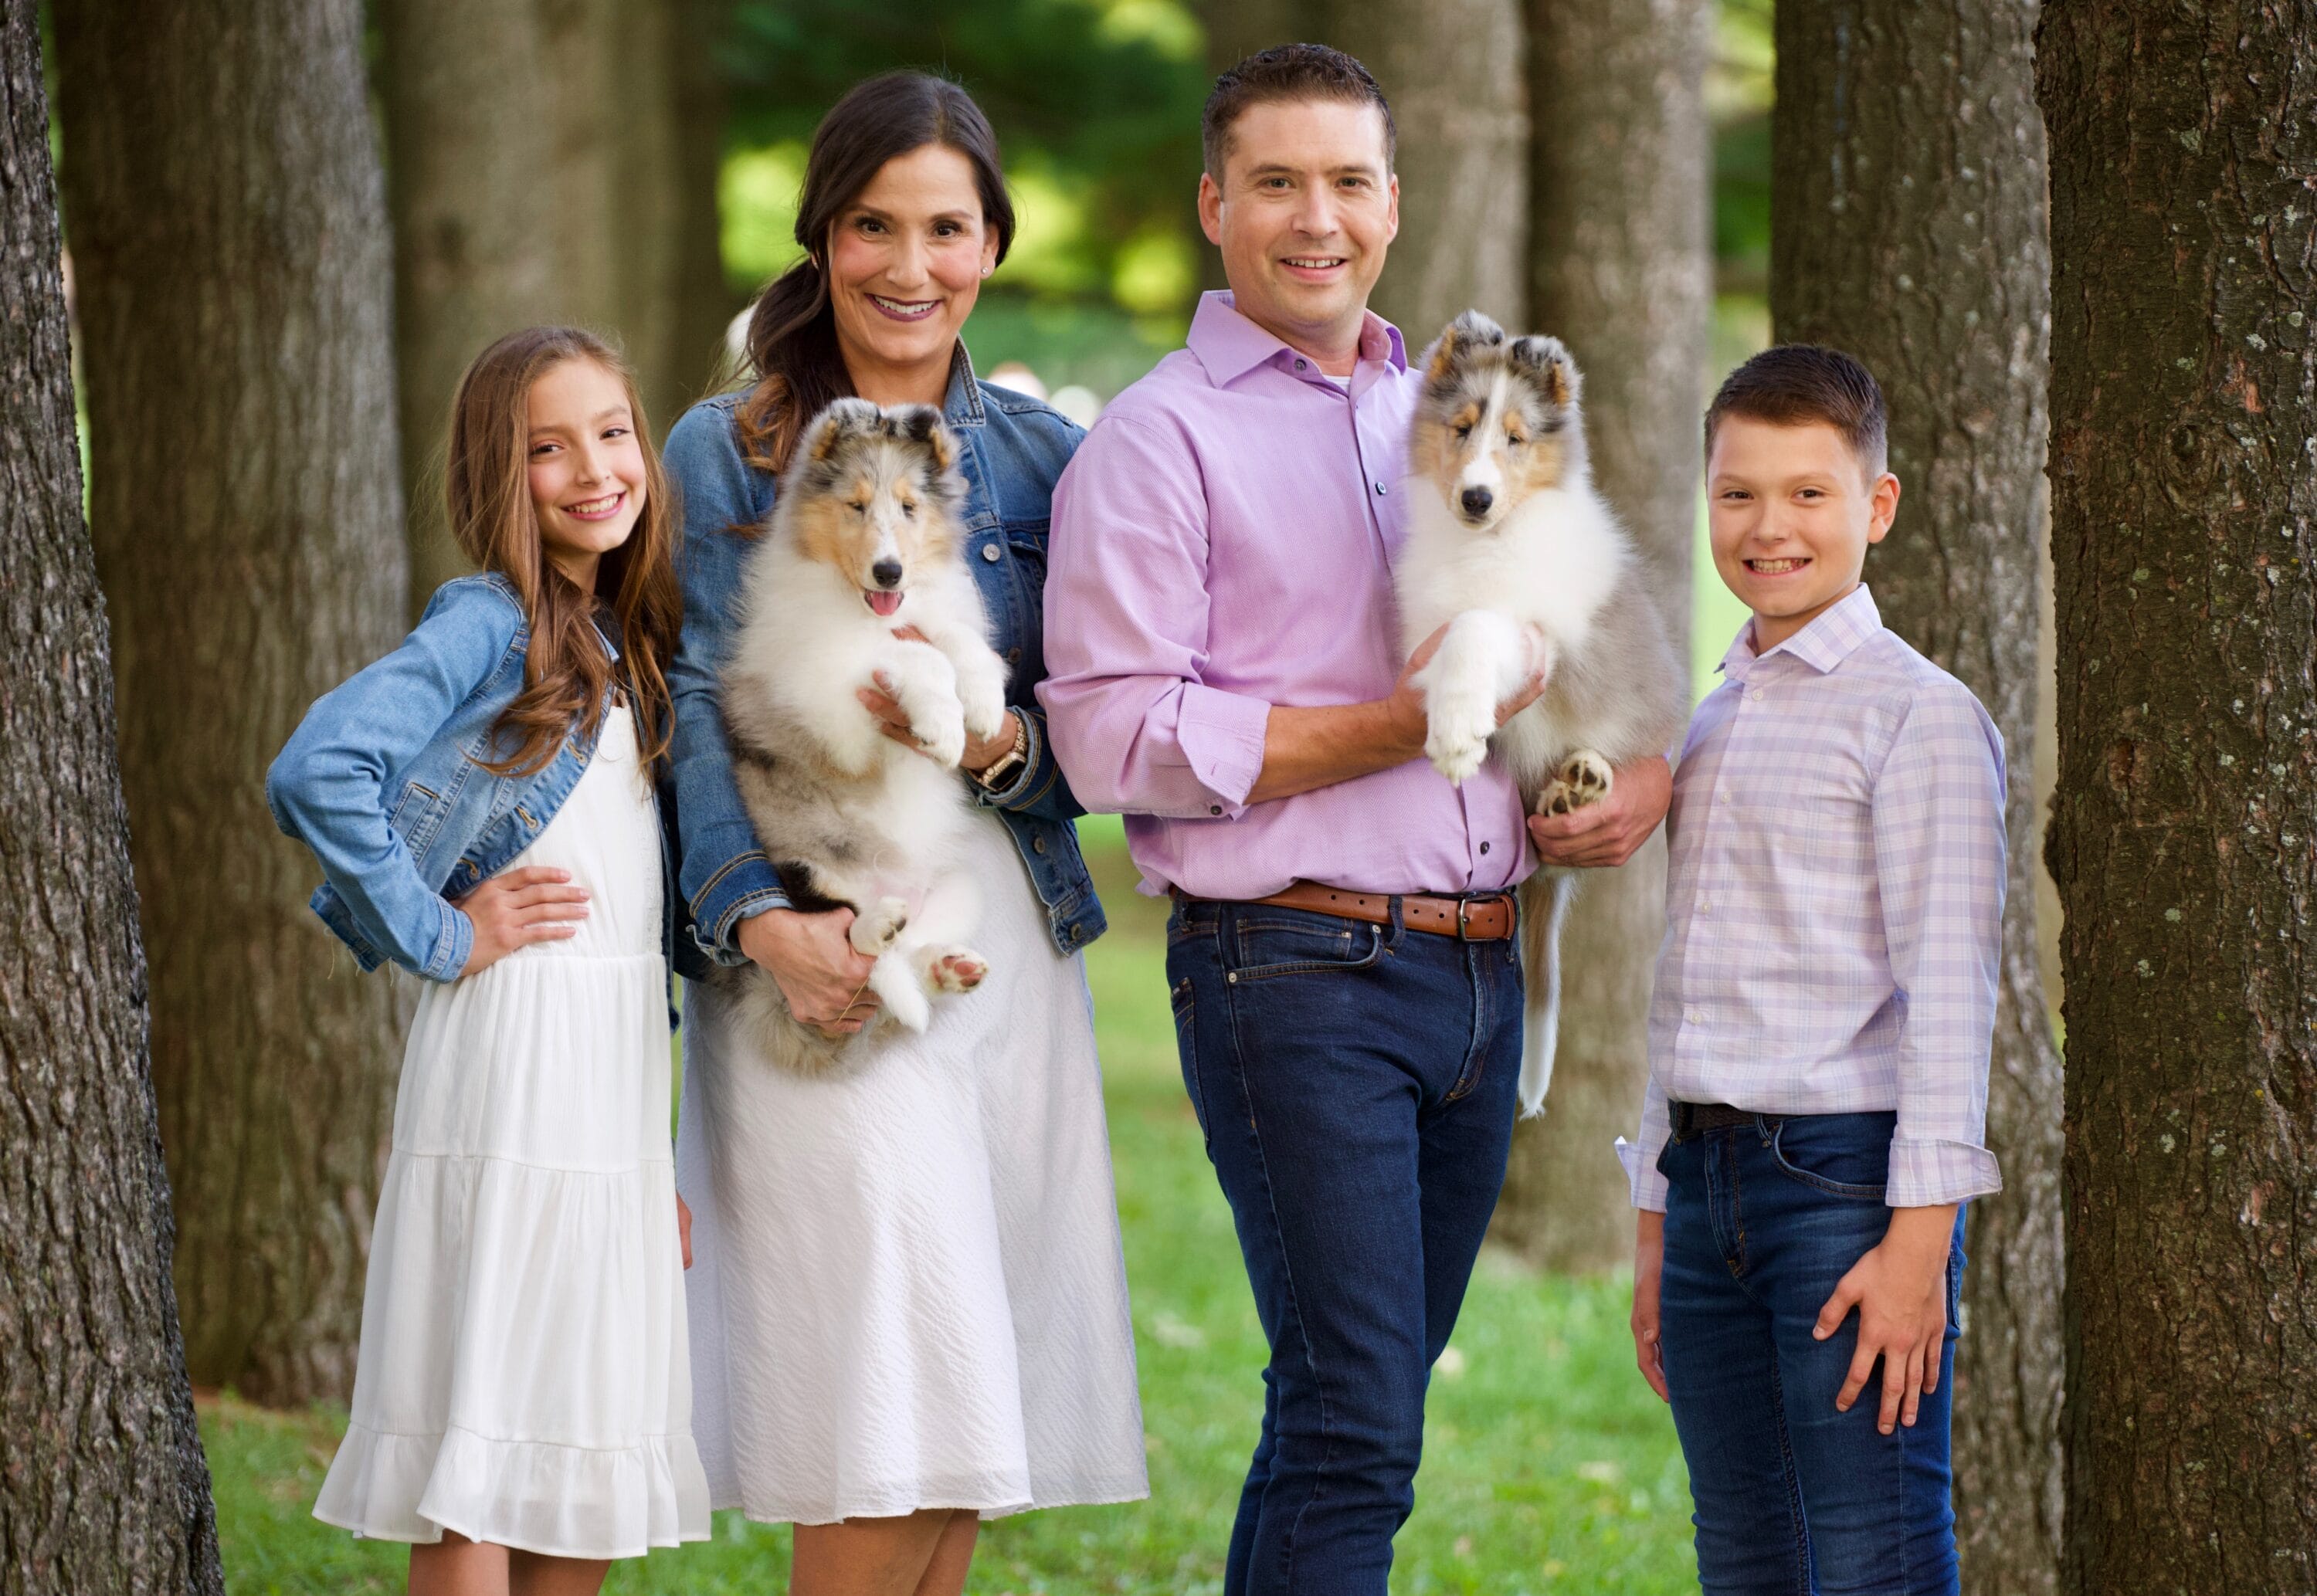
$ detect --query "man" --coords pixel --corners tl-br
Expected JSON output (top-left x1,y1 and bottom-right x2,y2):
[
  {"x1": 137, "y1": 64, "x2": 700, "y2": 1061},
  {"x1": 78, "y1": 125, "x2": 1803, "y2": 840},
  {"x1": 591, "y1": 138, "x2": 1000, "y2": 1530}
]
[{"x1": 1039, "y1": 43, "x2": 1672, "y2": 1596}]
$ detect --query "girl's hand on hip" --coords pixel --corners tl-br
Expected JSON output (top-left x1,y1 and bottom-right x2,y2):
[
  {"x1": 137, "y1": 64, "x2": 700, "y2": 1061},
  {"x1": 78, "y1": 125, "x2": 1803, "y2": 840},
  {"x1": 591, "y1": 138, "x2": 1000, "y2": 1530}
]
[
  {"x1": 677, "y1": 1194, "x2": 694, "y2": 1269},
  {"x1": 453, "y1": 866, "x2": 589, "y2": 977},
  {"x1": 738, "y1": 906, "x2": 880, "y2": 1036}
]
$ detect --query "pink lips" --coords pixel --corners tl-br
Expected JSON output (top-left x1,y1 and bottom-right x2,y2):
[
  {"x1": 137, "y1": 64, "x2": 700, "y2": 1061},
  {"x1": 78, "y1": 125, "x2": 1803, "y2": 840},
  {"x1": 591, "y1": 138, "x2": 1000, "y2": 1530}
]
[{"x1": 865, "y1": 589, "x2": 903, "y2": 617}]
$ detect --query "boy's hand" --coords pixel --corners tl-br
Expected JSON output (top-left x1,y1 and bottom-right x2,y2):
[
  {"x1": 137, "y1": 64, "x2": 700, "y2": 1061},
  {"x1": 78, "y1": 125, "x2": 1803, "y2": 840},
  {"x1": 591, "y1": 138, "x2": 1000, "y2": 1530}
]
[
  {"x1": 1631, "y1": 1209, "x2": 1671, "y2": 1402},
  {"x1": 1814, "y1": 1204, "x2": 1958, "y2": 1434},
  {"x1": 1529, "y1": 754, "x2": 1671, "y2": 868},
  {"x1": 453, "y1": 866, "x2": 589, "y2": 977}
]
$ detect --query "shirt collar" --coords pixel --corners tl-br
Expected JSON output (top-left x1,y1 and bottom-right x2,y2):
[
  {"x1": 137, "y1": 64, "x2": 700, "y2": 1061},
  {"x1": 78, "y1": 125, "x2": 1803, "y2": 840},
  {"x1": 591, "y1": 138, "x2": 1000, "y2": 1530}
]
[
  {"x1": 940, "y1": 341, "x2": 987, "y2": 429},
  {"x1": 1719, "y1": 584, "x2": 1881, "y2": 683},
  {"x1": 1186, "y1": 290, "x2": 1406, "y2": 389}
]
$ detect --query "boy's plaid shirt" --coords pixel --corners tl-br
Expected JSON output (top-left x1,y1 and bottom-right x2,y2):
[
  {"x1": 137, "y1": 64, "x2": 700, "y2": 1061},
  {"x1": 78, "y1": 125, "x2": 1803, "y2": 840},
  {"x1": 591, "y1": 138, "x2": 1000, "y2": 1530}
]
[{"x1": 1618, "y1": 585, "x2": 2007, "y2": 1212}]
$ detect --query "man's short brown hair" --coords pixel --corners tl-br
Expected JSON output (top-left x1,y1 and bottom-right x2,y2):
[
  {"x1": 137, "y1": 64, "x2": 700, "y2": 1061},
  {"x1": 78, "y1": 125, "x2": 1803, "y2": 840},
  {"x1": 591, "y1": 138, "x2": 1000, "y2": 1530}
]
[
  {"x1": 1202, "y1": 44, "x2": 1396, "y2": 180},
  {"x1": 1705, "y1": 344, "x2": 1889, "y2": 477}
]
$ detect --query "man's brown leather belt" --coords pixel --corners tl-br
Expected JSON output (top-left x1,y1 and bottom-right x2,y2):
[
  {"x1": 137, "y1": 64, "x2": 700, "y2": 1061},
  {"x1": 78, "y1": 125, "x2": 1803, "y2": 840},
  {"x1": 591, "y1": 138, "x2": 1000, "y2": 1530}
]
[{"x1": 1241, "y1": 880, "x2": 1516, "y2": 940}]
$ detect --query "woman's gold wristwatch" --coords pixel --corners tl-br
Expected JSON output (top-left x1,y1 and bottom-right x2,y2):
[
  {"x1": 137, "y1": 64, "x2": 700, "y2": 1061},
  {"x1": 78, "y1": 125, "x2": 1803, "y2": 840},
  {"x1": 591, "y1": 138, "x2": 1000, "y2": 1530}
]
[{"x1": 972, "y1": 713, "x2": 1029, "y2": 790}]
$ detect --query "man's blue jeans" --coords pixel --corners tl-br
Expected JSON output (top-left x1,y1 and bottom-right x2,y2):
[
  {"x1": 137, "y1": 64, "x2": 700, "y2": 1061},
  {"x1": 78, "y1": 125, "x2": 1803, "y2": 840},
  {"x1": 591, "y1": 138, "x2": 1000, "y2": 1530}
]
[
  {"x1": 1657, "y1": 1110, "x2": 1966, "y2": 1595},
  {"x1": 1165, "y1": 896, "x2": 1523, "y2": 1596}
]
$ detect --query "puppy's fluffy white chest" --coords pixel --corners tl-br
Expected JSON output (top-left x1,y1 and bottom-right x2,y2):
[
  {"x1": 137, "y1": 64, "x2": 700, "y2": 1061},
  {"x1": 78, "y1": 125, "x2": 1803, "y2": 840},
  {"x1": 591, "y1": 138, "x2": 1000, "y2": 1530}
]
[{"x1": 1396, "y1": 484, "x2": 1628, "y2": 661}]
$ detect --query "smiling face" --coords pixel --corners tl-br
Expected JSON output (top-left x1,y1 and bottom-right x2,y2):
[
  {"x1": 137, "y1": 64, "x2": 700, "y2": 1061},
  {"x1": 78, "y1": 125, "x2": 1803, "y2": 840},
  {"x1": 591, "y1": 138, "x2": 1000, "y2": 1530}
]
[
  {"x1": 525, "y1": 356, "x2": 647, "y2": 592},
  {"x1": 1199, "y1": 97, "x2": 1398, "y2": 368},
  {"x1": 824, "y1": 143, "x2": 999, "y2": 408},
  {"x1": 1706, "y1": 415, "x2": 1901, "y2": 651}
]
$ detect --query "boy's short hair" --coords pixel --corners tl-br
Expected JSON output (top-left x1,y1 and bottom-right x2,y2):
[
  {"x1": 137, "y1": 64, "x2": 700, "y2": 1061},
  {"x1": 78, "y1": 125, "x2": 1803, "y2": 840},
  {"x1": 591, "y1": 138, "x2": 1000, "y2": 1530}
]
[
  {"x1": 1203, "y1": 44, "x2": 1396, "y2": 180},
  {"x1": 1705, "y1": 344, "x2": 1889, "y2": 477}
]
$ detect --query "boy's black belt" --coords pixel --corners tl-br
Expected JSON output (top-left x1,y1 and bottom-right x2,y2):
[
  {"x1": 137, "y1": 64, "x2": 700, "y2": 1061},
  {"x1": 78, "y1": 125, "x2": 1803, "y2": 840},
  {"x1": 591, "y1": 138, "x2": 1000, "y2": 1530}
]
[{"x1": 1667, "y1": 1100, "x2": 1760, "y2": 1140}]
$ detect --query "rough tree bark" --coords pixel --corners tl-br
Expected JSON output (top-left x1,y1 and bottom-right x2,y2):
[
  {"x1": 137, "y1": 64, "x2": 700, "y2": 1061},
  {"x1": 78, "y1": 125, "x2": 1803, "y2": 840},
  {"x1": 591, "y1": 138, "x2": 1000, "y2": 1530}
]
[
  {"x1": 56, "y1": 0, "x2": 412, "y2": 1407},
  {"x1": 385, "y1": 0, "x2": 734, "y2": 604},
  {"x1": 1319, "y1": 0, "x2": 1528, "y2": 338},
  {"x1": 2037, "y1": 6, "x2": 2317, "y2": 1592},
  {"x1": 1490, "y1": 0, "x2": 1710, "y2": 1274},
  {"x1": 1770, "y1": 6, "x2": 2065, "y2": 1591},
  {"x1": 0, "y1": 4, "x2": 223, "y2": 1588}
]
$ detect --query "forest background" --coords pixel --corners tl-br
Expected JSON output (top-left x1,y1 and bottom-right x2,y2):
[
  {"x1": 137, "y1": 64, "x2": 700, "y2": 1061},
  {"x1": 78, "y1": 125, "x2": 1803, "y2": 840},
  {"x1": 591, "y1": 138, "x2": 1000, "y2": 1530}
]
[{"x1": 10, "y1": 0, "x2": 2311, "y2": 1593}]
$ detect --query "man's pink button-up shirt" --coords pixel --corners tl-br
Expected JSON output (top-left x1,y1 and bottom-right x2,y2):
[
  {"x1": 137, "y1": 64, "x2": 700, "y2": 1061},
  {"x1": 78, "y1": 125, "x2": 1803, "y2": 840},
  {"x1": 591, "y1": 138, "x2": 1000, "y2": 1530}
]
[{"x1": 1039, "y1": 291, "x2": 1531, "y2": 901}]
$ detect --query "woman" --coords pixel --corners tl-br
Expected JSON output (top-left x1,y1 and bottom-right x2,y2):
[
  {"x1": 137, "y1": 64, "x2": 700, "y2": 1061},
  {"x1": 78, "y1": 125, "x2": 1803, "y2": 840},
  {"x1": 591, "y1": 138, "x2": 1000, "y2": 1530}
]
[{"x1": 662, "y1": 72, "x2": 1146, "y2": 1596}]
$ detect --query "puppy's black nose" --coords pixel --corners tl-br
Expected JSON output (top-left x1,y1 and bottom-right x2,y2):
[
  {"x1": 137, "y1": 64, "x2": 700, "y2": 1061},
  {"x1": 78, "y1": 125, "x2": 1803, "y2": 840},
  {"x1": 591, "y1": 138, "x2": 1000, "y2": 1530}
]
[
  {"x1": 871, "y1": 559, "x2": 904, "y2": 589},
  {"x1": 1460, "y1": 486, "x2": 1494, "y2": 518}
]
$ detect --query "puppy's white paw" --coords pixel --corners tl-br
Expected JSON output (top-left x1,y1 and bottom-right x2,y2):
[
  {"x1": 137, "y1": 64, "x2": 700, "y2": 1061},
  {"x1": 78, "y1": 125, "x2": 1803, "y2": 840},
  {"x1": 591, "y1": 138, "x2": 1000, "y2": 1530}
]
[
  {"x1": 850, "y1": 896, "x2": 910, "y2": 955},
  {"x1": 1538, "y1": 749, "x2": 1614, "y2": 817},
  {"x1": 923, "y1": 945, "x2": 989, "y2": 995},
  {"x1": 957, "y1": 662, "x2": 1009, "y2": 746},
  {"x1": 911, "y1": 707, "x2": 969, "y2": 769},
  {"x1": 1424, "y1": 690, "x2": 1498, "y2": 787}
]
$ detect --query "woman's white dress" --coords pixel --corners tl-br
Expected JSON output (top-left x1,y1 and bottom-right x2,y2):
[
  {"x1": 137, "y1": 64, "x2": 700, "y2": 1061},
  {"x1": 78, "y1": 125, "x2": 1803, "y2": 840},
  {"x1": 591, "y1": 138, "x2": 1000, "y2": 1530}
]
[
  {"x1": 315, "y1": 706, "x2": 712, "y2": 1559},
  {"x1": 676, "y1": 812, "x2": 1148, "y2": 1525}
]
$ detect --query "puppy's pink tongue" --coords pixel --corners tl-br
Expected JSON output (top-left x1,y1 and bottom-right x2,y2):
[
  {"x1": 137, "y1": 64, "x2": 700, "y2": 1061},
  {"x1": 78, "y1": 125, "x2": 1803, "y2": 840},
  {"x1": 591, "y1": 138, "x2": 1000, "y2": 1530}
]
[{"x1": 865, "y1": 590, "x2": 903, "y2": 617}]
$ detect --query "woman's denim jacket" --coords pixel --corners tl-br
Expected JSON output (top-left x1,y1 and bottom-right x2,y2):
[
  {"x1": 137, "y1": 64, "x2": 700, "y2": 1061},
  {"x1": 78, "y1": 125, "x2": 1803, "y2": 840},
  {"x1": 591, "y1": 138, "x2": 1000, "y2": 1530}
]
[
  {"x1": 662, "y1": 347, "x2": 1105, "y2": 975},
  {"x1": 265, "y1": 571, "x2": 677, "y2": 996}
]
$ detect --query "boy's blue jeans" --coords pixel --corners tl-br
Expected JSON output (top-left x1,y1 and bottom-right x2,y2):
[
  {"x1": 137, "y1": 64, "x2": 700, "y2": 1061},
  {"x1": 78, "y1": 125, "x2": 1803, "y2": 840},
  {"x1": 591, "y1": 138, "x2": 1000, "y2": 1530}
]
[
  {"x1": 1657, "y1": 1110, "x2": 1966, "y2": 1596},
  {"x1": 1165, "y1": 895, "x2": 1523, "y2": 1596}
]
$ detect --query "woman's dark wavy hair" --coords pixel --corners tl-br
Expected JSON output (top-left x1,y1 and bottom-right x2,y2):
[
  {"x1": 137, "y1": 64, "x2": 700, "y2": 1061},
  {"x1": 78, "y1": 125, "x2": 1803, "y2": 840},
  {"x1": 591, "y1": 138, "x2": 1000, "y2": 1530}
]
[{"x1": 735, "y1": 71, "x2": 1016, "y2": 475}]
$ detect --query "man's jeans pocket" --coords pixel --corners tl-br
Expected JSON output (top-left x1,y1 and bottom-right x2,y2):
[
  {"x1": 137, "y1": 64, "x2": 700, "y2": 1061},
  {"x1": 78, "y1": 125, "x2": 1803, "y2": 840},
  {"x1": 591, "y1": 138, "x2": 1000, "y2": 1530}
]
[{"x1": 1226, "y1": 906, "x2": 1386, "y2": 981}]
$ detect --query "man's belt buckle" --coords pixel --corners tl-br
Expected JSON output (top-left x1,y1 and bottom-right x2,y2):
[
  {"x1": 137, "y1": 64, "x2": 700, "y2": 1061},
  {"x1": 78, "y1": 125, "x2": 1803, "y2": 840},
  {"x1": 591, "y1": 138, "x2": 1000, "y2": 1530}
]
[{"x1": 1457, "y1": 897, "x2": 1474, "y2": 940}]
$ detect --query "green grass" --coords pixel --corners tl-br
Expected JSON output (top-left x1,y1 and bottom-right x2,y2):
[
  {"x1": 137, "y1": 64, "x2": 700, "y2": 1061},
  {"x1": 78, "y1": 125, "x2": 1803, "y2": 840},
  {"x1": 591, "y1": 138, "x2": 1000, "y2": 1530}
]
[{"x1": 202, "y1": 833, "x2": 1694, "y2": 1594}]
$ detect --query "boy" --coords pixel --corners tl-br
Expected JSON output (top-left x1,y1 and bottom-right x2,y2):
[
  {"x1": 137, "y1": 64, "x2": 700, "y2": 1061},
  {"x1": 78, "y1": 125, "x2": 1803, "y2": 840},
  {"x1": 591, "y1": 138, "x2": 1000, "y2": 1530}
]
[{"x1": 1623, "y1": 345, "x2": 2006, "y2": 1594}]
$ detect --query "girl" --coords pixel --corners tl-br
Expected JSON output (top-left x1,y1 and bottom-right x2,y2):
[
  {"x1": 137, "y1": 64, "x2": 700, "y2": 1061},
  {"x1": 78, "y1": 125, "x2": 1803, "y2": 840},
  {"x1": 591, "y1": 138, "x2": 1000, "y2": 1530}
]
[
  {"x1": 267, "y1": 326, "x2": 711, "y2": 1594},
  {"x1": 663, "y1": 72, "x2": 1147, "y2": 1596}
]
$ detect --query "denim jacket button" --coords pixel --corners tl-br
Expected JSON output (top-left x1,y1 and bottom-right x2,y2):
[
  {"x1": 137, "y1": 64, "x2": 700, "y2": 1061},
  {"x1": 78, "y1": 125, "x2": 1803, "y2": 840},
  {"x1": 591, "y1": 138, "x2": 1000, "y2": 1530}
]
[
  {"x1": 982, "y1": 543, "x2": 1001, "y2": 562},
  {"x1": 1033, "y1": 835, "x2": 1047, "y2": 854}
]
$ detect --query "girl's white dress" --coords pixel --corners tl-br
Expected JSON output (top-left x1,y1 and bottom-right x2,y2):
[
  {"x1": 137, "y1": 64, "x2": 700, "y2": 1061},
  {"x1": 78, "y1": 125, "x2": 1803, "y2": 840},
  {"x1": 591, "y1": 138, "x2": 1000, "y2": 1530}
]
[
  {"x1": 314, "y1": 706, "x2": 711, "y2": 1559},
  {"x1": 676, "y1": 812, "x2": 1148, "y2": 1525}
]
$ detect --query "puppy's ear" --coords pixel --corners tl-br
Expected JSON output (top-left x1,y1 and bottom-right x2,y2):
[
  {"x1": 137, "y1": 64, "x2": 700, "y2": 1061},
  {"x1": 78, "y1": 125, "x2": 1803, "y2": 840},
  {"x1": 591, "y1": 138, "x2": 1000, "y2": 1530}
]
[
  {"x1": 885, "y1": 404, "x2": 955, "y2": 472},
  {"x1": 805, "y1": 397, "x2": 880, "y2": 463},
  {"x1": 1510, "y1": 335, "x2": 1580, "y2": 407},
  {"x1": 1451, "y1": 309, "x2": 1507, "y2": 347}
]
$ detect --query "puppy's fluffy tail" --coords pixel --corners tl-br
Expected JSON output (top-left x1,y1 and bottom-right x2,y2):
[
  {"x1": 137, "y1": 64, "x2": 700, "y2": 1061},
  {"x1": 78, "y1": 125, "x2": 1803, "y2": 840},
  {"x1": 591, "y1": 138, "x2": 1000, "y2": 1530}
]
[{"x1": 1516, "y1": 870, "x2": 1579, "y2": 1117}]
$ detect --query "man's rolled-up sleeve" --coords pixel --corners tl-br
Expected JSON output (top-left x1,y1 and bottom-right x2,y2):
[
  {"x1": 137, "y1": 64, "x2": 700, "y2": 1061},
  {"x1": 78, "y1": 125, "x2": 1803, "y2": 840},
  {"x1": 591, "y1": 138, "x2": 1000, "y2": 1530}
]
[{"x1": 1038, "y1": 412, "x2": 1270, "y2": 818}]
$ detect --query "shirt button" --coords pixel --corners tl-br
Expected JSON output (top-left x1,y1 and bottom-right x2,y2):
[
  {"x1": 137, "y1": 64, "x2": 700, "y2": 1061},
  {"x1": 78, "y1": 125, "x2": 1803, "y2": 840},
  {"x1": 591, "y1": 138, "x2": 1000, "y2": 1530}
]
[
  {"x1": 1209, "y1": 804, "x2": 1223, "y2": 816},
  {"x1": 1749, "y1": 687, "x2": 1764, "y2": 701},
  {"x1": 982, "y1": 544, "x2": 1001, "y2": 562},
  {"x1": 1685, "y1": 1007, "x2": 1703, "y2": 1024},
  {"x1": 1479, "y1": 841, "x2": 1491, "y2": 856},
  {"x1": 1294, "y1": 357, "x2": 1308, "y2": 370},
  {"x1": 1374, "y1": 480, "x2": 1388, "y2": 496},
  {"x1": 1697, "y1": 894, "x2": 1711, "y2": 913}
]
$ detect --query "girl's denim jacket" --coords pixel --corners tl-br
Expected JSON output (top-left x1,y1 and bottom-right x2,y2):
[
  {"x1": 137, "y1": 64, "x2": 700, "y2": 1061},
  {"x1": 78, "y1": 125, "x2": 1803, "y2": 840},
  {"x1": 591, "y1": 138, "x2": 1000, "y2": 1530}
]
[
  {"x1": 663, "y1": 348, "x2": 1105, "y2": 973},
  {"x1": 266, "y1": 571, "x2": 677, "y2": 995}
]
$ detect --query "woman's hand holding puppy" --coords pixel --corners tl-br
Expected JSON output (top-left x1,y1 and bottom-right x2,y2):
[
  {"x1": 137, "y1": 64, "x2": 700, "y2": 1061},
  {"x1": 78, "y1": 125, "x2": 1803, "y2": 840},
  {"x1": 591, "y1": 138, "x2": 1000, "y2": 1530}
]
[
  {"x1": 453, "y1": 866, "x2": 590, "y2": 977},
  {"x1": 857, "y1": 625, "x2": 1021, "y2": 775},
  {"x1": 738, "y1": 906, "x2": 880, "y2": 1035}
]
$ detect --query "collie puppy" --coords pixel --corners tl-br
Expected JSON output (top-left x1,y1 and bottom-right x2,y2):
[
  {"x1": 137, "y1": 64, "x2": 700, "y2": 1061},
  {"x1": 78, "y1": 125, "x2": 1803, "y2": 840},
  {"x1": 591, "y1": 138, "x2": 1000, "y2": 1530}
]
[
  {"x1": 1396, "y1": 311, "x2": 1687, "y2": 1117},
  {"x1": 717, "y1": 398, "x2": 1007, "y2": 1069}
]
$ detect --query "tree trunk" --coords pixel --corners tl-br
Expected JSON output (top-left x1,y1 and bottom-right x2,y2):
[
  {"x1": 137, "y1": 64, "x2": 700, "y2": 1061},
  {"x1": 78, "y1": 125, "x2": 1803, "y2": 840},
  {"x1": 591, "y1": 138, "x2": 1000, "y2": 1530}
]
[
  {"x1": 55, "y1": 0, "x2": 412, "y2": 1408},
  {"x1": 1770, "y1": 8, "x2": 2064, "y2": 1591},
  {"x1": 385, "y1": 0, "x2": 734, "y2": 604},
  {"x1": 380, "y1": 0, "x2": 563, "y2": 601},
  {"x1": 0, "y1": 5, "x2": 224, "y2": 1588},
  {"x1": 1490, "y1": 0, "x2": 1711, "y2": 1273},
  {"x1": 2037, "y1": 6, "x2": 2317, "y2": 1591},
  {"x1": 1317, "y1": 0, "x2": 1528, "y2": 338}
]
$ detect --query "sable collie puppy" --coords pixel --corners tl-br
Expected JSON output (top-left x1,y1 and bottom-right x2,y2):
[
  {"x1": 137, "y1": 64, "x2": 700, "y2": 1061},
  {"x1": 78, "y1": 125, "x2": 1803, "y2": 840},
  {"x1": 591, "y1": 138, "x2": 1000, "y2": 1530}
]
[
  {"x1": 719, "y1": 398, "x2": 1008, "y2": 1068},
  {"x1": 1396, "y1": 311, "x2": 1687, "y2": 1116}
]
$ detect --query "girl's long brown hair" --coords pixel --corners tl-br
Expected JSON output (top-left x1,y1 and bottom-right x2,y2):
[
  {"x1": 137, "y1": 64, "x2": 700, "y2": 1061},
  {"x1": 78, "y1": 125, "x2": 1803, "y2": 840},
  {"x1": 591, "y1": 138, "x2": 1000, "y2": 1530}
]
[
  {"x1": 445, "y1": 326, "x2": 681, "y2": 778},
  {"x1": 736, "y1": 71, "x2": 1017, "y2": 474}
]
